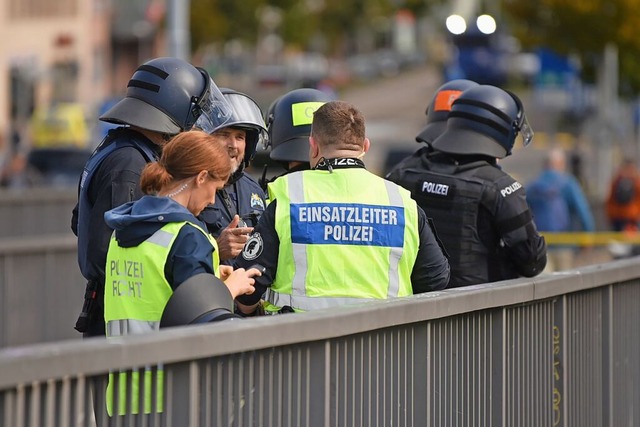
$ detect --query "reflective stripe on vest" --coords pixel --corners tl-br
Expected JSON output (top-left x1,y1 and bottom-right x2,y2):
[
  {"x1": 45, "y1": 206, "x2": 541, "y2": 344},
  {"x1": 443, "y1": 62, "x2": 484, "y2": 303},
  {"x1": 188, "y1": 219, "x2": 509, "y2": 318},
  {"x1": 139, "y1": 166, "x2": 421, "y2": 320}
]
[
  {"x1": 266, "y1": 169, "x2": 419, "y2": 311},
  {"x1": 106, "y1": 319, "x2": 160, "y2": 336}
]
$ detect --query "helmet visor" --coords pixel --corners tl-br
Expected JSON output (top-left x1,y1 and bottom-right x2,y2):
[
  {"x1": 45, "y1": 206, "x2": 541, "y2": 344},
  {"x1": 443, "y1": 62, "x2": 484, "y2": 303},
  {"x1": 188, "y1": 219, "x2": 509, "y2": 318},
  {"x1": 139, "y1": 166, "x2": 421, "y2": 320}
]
[
  {"x1": 193, "y1": 78, "x2": 234, "y2": 133},
  {"x1": 222, "y1": 92, "x2": 268, "y2": 142},
  {"x1": 506, "y1": 89, "x2": 534, "y2": 149},
  {"x1": 517, "y1": 113, "x2": 534, "y2": 147}
]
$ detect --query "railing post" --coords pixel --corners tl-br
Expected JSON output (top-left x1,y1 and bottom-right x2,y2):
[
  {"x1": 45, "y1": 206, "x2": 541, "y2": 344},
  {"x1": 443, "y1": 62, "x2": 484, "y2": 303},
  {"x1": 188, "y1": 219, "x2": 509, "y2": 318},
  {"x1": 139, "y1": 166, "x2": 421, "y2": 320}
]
[{"x1": 552, "y1": 296, "x2": 565, "y2": 427}]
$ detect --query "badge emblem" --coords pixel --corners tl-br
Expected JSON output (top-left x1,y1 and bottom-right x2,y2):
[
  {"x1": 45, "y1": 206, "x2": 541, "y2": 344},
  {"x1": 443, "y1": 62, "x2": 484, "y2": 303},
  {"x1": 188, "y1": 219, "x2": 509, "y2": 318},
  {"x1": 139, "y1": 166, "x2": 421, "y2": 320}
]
[
  {"x1": 243, "y1": 233, "x2": 263, "y2": 260},
  {"x1": 251, "y1": 193, "x2": 265, "y2": 210}
]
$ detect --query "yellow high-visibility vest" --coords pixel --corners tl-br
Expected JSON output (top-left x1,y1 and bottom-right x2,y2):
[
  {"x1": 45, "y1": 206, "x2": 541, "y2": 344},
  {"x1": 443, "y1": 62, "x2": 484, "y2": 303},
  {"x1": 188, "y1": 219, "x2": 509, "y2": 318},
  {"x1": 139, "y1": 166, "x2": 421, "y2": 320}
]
[{"x1": 265, "y1": 168, "x2": 419, "y2": 312}]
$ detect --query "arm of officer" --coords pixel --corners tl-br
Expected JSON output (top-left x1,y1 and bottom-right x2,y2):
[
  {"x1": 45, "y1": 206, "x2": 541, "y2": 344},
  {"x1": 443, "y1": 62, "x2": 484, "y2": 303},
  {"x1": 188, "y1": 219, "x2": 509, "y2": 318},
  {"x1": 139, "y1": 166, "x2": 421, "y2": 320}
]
[
  {"x1": 411, "y1": 206, "x2": 450, "y2": 293},
  {"x1": 165, "y1": 223, "x2": 217, "y2": 289},
  {"x1": 234, "y1": 201, "x2": 280, "y2": 312},
  {"x1": 495, "y1": 179, "x2": 547, "y2": 277}
]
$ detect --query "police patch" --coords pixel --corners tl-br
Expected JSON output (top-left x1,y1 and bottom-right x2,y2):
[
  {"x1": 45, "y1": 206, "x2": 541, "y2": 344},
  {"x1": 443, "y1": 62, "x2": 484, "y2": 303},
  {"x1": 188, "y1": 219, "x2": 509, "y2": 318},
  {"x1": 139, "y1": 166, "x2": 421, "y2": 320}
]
[
  {"x1": 242, "y1": 233, "x2": 263, "y2": 260},
  {"x1": 500, "y1": 181, "x2": 522, "y2": 197},
  {"x1": 250, "y1": 193, "x2": 265, "y2": 210}
]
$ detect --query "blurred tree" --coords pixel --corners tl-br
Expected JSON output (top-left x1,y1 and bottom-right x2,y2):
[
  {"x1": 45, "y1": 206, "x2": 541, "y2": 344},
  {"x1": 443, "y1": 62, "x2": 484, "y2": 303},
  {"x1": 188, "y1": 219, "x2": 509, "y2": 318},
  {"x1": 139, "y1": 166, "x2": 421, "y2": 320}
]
[
  {"x1": 502, "y1": 0, "x2": 640, "y2": 96},
  {"x1": 190, "y1": 0, "x2": 447, "y2": 57},
  {"x1": 191, "y1": 0, "x2": 268, "y2": 46}
]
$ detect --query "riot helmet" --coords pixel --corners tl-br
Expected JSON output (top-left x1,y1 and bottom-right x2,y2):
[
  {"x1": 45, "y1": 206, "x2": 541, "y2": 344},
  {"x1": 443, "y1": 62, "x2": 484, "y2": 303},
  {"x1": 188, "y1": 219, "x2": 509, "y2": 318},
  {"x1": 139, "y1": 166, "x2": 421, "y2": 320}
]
[
  {"x1": 416, "y1": 79, "x2": 479, "y2": 145},
  {"x1": 160, "y1": 273, "x2": 240, "y2": 328},
  {"x1": 266, "y1": 88, "x2": 335, "y2": 164},
  {"x1": 195, "y1": 88, "x2": 267, "y2": 167},
  {"x1": 431, "y1": 85, "x2": 533, "y2": 159},
  {"x1": 100, "y1": 57, "x2": 233, "y2": 136}
]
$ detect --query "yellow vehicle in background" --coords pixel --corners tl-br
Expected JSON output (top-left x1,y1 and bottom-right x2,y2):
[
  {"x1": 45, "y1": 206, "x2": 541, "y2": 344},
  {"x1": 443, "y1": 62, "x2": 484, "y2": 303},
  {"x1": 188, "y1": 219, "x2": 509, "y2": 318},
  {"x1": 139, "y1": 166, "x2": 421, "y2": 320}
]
[
  {"x1": 30, "y1": 103, "x2": 89, "y2": 149},
  {"x1": 26, "y1": 103, "x2": 91, "y2": 186}
]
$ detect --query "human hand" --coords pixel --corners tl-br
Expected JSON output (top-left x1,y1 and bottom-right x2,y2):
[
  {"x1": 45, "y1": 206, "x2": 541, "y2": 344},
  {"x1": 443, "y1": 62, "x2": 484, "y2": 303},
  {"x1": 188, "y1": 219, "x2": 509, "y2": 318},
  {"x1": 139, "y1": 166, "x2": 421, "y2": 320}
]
[
  {"x1": 217, "y1": 215, "x2": 254, "y2": 261},
  {"x1": 223, "y1": 267, "x2": 263, "y2": 298},
  {"x1": 218, "y1": 265, "x2": 233, "y2": 282}
]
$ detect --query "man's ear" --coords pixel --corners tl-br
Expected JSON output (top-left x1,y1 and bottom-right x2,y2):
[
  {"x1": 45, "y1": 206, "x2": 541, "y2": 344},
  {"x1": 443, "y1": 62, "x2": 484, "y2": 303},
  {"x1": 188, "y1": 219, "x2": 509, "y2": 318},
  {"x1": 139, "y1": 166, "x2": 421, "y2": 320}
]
[
  {"x1": 363, "y1": 137, "x2": 371, "y2": 153},
  {"x1": 309, "y1": 136, "x2": 319, "y2": 158}
]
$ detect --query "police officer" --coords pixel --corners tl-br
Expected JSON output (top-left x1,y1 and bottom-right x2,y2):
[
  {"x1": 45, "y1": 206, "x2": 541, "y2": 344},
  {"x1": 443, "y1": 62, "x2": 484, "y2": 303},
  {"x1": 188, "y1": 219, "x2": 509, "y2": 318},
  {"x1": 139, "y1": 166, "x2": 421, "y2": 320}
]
[
  {"x1": 234, "y1": 101, "x2": 450, "y2": 315},
  {"x1": 102, "y1": 130, "x2": 259, "y2": 417},
  {"x1": 71, "y1": 57, "x2": 232, "y2": 337},
  {"x1": 259, "y1": 87, "x2": 335, "y2": 190},
  {"x1": 386, "y1": 79, "x2": 478, "y2": 180},
  {"x1": 387, "y1": 85, "x2": 547, "y2": 287},
  {"x1": 196, "y1": 88, "x2": 268, "y2": 263}
]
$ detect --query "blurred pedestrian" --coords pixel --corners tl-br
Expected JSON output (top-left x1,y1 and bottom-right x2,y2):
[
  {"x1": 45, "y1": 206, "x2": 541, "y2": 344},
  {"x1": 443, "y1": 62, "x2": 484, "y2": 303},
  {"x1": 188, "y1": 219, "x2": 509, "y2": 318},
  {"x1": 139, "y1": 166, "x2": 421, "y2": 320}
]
[
  {"x1": 605, "y1": 157, "x2": 640, "y2": 232},
  {"x1": 195, "y1": 88, "x2": 269, "y2": 264},
  {"x1": 71, "y1": 57, "x2": 233, "y2": 338},
  {"x1": 0, "y1": 123, "x2": 31, "y2": 188},
  {"x1": 526, "y1": 148, "x2": 595, "y2": 272},
  {"x1": 235, "y1": 100, "x2": 450, "y2": 316},
  {"x1": 388, "y1": 85, "x2": 547, "y2": 287}
]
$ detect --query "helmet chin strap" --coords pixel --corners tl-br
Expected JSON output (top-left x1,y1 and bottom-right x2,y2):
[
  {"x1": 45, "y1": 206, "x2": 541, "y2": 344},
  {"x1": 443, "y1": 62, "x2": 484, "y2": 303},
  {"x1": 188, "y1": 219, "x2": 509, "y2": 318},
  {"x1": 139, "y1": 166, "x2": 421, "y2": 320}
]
[{"x1": 227, "y1": 163, "x2": 245, "y2": 185}]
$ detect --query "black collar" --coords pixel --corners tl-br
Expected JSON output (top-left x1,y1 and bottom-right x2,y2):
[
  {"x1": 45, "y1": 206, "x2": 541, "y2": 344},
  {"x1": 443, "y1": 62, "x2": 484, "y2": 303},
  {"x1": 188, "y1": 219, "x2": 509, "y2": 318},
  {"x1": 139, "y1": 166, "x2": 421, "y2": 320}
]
[{"x1": 313, "y1": 157, "x2": 366, "y2": 172}]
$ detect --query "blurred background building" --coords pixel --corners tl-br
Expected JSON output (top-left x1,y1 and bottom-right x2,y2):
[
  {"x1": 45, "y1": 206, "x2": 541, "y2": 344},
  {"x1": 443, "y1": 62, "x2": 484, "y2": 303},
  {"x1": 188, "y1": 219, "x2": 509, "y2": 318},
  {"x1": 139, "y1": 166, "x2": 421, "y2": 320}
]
[
  {"x1": 0, "y1": 0, "x2": 638, "y2": 201},
  {"x1": 0, "y1": 0, "x2": 165, "y2": 185}
]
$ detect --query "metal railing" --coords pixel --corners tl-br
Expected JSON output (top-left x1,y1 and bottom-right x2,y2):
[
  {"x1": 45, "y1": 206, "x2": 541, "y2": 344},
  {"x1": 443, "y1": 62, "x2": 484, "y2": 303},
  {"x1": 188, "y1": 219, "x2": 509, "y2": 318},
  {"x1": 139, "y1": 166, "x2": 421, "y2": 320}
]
[
  {"x1": 0, "y1": 188, "x2": 77, "y2": 238},
  {"x1": 1, "y1": 258, "x2": 639, "y2": 426},
  {"x1": 0, "y1": 234, "x2": 84, "y2": 347}
]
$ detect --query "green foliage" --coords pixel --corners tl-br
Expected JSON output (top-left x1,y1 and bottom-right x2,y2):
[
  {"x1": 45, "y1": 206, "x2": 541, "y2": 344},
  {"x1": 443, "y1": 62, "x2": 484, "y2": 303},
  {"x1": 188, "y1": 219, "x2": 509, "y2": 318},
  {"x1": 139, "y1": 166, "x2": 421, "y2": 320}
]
[
  {"x1": 501, "y1": 0, "x2": 640, "y2": 96},
  {"x1": 189, "y1": 0, "x2": 444, "y2": 57}
]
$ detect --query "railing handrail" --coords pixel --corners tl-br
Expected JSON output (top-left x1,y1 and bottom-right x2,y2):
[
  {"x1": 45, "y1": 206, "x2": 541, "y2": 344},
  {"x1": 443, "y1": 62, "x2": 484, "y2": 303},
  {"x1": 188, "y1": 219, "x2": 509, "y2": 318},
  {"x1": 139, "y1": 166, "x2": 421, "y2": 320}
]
[
  {"x1": 1, "y1": 257, "x2": 637, "y2": 390},
  {"x1": 0, "y1": 233, "x2": 76, "y2": 255},
  {"x1": 0, "y1": 188, "x2": 76, "y2": 204}
]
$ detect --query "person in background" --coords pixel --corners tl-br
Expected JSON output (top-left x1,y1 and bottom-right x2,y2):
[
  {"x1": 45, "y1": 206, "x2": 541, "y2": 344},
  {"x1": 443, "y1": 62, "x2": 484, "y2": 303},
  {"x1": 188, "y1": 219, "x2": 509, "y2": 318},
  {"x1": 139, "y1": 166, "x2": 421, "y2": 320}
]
[
  {"x1": 388, "y1": 85, "x2": 547, "y2": 287},
  {"x1": 0, "y1": 123, "x2": 31, "y2": 188},
  {"x1": 235, "y1": 101, "x2": 450, "y2": 316},
  {"x1": 103, "y1": 130, "x2": 261, "y2": 417},
  {"x1": 606, "y1": 157, "x2": 640, "y2": 232},
  {"x1": 196, "y1": 88, "x2": 268, "y2": 264},
  {"x1": 71, "y1": 57, "x2": 232, "y2": 337},
  {"x1": 605, "y1": 157, "x2": 640, "y2": 259},
  {"x1": 526, "y1": 148, "x2": 595, "y2": 272}
]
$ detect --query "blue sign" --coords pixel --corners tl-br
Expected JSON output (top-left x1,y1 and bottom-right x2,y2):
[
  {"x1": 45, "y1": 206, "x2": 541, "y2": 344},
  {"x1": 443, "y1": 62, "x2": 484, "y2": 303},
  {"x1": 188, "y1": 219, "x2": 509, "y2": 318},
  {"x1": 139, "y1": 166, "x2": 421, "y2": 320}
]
[{"x1": 290, "y1": 203, "x2": 405, "y2": 247}]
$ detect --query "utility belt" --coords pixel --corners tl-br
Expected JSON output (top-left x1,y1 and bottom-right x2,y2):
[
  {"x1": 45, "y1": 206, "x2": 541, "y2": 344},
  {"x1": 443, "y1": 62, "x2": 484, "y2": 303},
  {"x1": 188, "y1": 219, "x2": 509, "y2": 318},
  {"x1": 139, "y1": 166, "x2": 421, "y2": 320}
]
[{"x1": 74, "y1": 279, "x2": 104, "y2": 333}]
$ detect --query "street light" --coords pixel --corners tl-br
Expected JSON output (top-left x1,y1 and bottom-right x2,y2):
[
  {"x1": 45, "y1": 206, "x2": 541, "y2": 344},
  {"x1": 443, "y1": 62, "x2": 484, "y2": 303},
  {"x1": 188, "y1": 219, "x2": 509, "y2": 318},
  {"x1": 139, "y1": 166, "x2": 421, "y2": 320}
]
[
  {"x1": 476, "y1": 14, "x2": 496, "y2": 35},
  {"x1": 446, "y1": 14, "x2": 467, "y2": 35}
]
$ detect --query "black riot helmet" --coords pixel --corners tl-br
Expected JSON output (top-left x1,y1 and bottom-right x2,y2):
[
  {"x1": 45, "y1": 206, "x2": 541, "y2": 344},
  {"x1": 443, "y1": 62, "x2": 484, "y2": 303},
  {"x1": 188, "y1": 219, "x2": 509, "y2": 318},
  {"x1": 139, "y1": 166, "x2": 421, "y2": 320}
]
[
  {"x1": 431, "y1": 85, "x2": 534, "y2": 159},
  {"x1": 416, "y1": 79, "x2": 479, "y2": 145},
  {"x1": 266, "y1": 88, "x2": 335, "y2": 164},
  {"x1": 195, "y1": 88, "x2": 267, "y2": 167},
  {"x1": 160, "y1": 273, "x2": 240, "y2": 328},
  {"x1": 100, "y1": 57, "x2": 233, "y2": 136}
]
